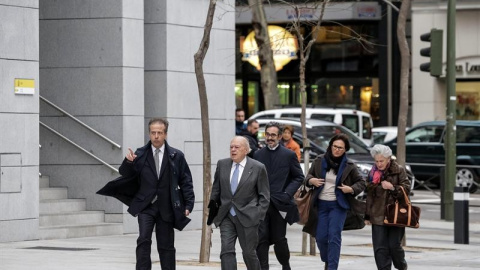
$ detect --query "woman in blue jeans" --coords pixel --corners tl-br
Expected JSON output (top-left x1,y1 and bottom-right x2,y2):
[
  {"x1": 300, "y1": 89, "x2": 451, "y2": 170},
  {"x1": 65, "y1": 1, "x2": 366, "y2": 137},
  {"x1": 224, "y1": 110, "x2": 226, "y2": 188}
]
[{"x1": 302, "y1": 134, "x2": 366, "y2": 270}]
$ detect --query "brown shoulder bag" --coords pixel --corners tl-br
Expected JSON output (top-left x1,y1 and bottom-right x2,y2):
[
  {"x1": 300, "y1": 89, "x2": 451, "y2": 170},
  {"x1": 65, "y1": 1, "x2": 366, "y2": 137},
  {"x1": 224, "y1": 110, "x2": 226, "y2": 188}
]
[{"x1": 384, "y1": 186, "x2": 421, "y2": 228}]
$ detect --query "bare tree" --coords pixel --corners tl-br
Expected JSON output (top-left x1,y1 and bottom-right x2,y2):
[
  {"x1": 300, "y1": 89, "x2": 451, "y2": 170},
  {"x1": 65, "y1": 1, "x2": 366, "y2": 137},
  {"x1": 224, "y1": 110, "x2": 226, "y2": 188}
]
[
  {"x1": 248, "y1": 0, "x2": 280, "y2": 109},
  {"x1": 395, "y1": 0, "x2": 411, "y2": 166},
  {"x1": 194, "y1": 0, "x2": 217, "y2": 263},
  {"x1": 287, "y1": 0, "x2": 329, "y2": 255}
]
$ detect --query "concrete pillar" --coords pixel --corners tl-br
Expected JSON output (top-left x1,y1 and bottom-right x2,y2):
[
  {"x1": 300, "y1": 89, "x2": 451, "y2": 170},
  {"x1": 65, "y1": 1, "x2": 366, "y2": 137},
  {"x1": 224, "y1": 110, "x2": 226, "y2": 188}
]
[
  {"x1": 0, "y1": 1, "x2": 40, "y2": 242},
  {"x1": 144, "y1": 0, "x2": 235, "y2": 229},
  {"x1": 39, "y1": 0, "x2": 144, "y2": 233}
]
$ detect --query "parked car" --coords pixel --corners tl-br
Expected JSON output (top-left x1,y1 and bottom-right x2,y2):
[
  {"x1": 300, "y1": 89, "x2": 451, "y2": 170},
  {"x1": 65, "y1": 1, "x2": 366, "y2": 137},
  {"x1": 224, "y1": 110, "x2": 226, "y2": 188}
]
[
  {"x1": 384, "y1": 120, "x2": 480, "y2": 193},
  {"x1": 372, "y1": 126, "x2": 409, "y2": 145},
  {"x1": 252, "y1": 119, "x2": 415, "y2": 191},
  {"x1": 249, "y1": 108, "x2": 374, "y2": 146}
]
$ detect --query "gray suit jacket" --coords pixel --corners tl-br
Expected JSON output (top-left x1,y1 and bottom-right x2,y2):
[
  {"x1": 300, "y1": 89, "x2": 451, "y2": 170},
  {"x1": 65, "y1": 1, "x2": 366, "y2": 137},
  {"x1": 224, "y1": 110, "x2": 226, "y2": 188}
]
[{"x1": 210, "y1": 157, "x2": 270, "y2": 228}]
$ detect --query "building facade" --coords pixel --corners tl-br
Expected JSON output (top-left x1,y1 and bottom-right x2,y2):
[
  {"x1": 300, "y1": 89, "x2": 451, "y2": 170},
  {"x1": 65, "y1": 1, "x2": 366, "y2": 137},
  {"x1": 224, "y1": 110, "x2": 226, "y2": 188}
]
[
  {"x1": 411, "y1": 0, "x2": 480, "y2": 125},
  {"x1": 0, "y1": 0, "x2": 235, "y2": 242},
  {"x1": 235, "y1": 1, "x2": 405, "y2": 127}
]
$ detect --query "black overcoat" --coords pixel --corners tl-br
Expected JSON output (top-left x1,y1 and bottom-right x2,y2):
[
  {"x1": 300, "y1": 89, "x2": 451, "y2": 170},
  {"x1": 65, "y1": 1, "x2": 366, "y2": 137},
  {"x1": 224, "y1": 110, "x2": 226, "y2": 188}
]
[{"x1": 97, "y1": 141, "x2": 195, "y2": 231}]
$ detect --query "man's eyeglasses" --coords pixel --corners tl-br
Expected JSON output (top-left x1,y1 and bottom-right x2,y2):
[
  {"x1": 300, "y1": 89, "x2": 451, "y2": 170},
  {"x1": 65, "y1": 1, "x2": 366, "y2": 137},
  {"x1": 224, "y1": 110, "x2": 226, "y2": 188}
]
[
  {"x1": 332, "y1": 145, "x2": 345, "y2": 151},
  {"x1": 265, "y1": 132, "x2": 278, "y2": 138}
]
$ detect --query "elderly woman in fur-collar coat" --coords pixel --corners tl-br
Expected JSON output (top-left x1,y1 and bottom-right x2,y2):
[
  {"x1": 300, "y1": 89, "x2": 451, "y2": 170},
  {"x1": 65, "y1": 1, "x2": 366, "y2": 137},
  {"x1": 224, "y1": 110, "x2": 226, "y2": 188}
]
[{"x1": 365, "y1": 144, "x2": 411, "y2": 270}]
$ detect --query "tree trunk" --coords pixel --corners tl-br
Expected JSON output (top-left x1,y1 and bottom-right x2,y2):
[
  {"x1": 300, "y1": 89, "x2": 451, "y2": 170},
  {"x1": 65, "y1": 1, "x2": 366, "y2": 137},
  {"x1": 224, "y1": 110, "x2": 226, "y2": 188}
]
[
  {"x1": 194, "y1": 0, "x2": 217, "y2": 263},
  {"x1": 396, "y1": 0, "x2": 411, "y2": 166},
  {"x1": 290, "y1": 0, "x2": 328, "y2": 255},
  {"x1": 248, "y1": 0, "x2": 279, "y2": 110}
]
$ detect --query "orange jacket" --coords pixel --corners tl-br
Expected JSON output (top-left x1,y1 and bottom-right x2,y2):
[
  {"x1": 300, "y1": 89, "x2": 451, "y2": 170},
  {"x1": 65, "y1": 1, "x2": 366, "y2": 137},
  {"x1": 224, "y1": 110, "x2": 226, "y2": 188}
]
[{"x1": 283, "y1": 139, "x2": 301, "y2": 162}]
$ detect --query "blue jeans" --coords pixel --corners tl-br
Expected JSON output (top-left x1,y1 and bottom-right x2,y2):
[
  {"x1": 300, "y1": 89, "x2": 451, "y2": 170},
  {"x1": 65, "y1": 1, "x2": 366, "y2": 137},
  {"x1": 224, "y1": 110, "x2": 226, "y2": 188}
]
[{"x1": 315, "y1": 200, "x2": 347, "y2": 270}]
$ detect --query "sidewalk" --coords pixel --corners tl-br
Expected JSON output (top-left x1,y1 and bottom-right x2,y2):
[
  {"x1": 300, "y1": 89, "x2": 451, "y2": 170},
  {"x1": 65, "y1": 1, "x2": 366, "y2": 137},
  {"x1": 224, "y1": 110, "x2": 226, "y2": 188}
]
[{"x1": 1, "y1": 218, "x2": 479, "y2": 270}]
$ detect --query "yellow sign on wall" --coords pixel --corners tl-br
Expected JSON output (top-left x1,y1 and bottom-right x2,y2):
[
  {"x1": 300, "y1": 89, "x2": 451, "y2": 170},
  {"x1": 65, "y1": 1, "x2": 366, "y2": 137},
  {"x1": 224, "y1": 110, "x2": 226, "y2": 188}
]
[
  {"x1": 242, "y1": 25, "x2": 298, "y2": 71},
  {"x1": 14, "y1": 79, "x2": 35, "y2": 95}
]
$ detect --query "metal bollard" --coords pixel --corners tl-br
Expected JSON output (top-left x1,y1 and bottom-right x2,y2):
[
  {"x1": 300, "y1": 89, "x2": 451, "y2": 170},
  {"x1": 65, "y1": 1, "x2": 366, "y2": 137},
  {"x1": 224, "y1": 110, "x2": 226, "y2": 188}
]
[
  {"x1": 454, "y1": 186, "x2": 469, "y2": 244},
  {"x1": 440, "y1": 168, "x2": 445, "y2": 220}
]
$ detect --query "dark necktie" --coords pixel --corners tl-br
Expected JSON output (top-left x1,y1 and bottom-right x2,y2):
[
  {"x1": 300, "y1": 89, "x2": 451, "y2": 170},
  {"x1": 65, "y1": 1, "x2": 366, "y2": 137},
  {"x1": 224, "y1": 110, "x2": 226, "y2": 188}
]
[{"x1": 229, "y1": 163, "x2": 240, "y2": 216}]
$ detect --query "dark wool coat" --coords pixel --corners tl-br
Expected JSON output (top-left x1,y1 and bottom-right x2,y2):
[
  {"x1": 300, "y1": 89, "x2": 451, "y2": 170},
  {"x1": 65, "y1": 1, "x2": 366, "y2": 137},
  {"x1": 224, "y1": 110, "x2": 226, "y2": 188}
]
[
  {"x1": 364, "y1": 159, "x2": 411, "y2": 225},
  {"x1": 254, "y1": 145, "x2": 304, "y2": 225},
  {"x1": 97, "y1": 141, "x2": 195, "y2": 231},
  {"x1": 302, "y1": 154, "x2": 366, "y2": 236}
]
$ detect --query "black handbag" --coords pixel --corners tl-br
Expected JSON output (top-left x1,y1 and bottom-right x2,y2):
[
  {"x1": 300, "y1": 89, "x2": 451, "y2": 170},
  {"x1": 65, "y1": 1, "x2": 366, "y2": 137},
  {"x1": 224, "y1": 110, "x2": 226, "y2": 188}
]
[{"x1": 343, "y1": 195, "x2": 366, "y2": 231}]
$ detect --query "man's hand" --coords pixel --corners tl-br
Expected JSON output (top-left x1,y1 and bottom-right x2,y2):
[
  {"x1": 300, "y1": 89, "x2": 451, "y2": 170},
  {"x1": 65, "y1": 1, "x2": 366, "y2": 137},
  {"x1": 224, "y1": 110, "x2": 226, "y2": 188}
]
[
  {"x1": 185, "y1": 210, "x2": 190, "y2": 216},
  {"x1": 126, "y1": 148, "x2": 137, "y2": 162}
]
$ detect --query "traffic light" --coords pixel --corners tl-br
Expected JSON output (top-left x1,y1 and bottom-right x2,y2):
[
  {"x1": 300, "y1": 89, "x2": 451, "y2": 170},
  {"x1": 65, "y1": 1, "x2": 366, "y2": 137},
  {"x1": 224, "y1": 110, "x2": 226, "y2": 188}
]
[{"x1": 420, "y1": 28, "x2": 443, "y2": 77}]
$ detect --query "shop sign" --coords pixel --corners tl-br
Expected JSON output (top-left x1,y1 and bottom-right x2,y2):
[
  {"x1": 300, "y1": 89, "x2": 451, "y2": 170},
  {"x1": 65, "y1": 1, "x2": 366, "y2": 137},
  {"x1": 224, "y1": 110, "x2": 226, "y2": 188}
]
[
  {"x1": 452, "y1": 57, "x2": 480, "y2": 78},
  {"x1": 355, "y1": 3, "x2": 381, "y2": 19},
  {"x1": 286, "y1": 8, "x2": 314, "y2": 20},
  {"x1": 242, "y1": 25, "x2": 298, "y2": 71}
]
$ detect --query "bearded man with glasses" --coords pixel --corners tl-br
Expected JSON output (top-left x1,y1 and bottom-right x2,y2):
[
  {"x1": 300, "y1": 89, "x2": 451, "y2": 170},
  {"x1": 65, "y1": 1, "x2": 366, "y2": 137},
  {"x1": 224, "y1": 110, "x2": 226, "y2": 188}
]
[{"x1": 253, "y1": 121, "x2": 304, "y2": 270}]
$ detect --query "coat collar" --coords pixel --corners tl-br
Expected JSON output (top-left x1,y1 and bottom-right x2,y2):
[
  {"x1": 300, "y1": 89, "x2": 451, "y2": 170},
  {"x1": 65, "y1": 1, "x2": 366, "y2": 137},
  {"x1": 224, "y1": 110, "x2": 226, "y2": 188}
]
[{"x1": 138, "y1": 141, "x2": 177, "y2": 160}]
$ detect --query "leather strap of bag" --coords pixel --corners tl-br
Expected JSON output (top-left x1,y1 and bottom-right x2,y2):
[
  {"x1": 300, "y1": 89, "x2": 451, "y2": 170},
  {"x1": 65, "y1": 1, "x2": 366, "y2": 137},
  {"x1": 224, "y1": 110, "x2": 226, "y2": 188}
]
[
  {"x1": 398, "y1": 186, "x2": 412, "y2": 226},
  {"x1": 393, "y1": 201, "x2": 399, "y2": 224}
]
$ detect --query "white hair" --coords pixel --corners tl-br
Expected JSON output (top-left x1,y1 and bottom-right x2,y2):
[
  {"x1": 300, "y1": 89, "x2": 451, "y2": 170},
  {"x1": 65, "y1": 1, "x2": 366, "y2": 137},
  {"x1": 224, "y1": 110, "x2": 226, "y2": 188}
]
[
  {"x1": 370, "y1": 144, "x2": 392, "y2": 158},
  {"x1": 233, "y1": 136, "x2": 251, "y2": 152}
]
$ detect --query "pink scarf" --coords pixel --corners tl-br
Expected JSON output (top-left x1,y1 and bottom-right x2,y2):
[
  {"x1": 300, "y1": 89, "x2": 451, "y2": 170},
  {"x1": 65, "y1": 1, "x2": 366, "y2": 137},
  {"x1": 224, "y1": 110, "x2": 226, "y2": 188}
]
[{"x1": 369, "y1": 161, "x2": 390, "y2": 184}]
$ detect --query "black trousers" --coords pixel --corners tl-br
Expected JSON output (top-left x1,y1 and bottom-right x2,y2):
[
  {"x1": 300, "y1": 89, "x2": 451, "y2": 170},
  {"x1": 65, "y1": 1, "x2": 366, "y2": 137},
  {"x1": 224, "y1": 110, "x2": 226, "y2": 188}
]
[
  {"x1": 136, "y1": 202, "x2": 175, "y2": 270},
  {"x1": 257, "y1": 204, "x2": 291, "y2": 270},
  {"x1": 371, "y1": 224, "x2": 408, "y2": 270}
]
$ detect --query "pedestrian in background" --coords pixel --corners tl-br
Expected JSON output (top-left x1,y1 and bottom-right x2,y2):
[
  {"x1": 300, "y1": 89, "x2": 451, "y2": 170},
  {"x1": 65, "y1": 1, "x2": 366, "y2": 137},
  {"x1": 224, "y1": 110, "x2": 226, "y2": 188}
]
[
  {"x1": 238, "y1": 118, "x2": 260, "y2": 157},
  {"x1": 235, "y1": 108, "x2": 247, "y2": 134},
  {"x1": 254, "y1": 121, "x2": 304, "y2": 270},
  {"x1": 281, "y1": 125, "x2": 301, "y2": 162},
  {"x1": 303, "y1": 133, "x2": 365, "y2": 270},
  {"x1": 97, "y1": 118, "x2": 195, "y2": 270},
  {"x1": 365, "y1": 144, "x2": 410, "y2": 270},
  {"x1": 209, "y1": 136, "x2": 270, "y2": 270}
]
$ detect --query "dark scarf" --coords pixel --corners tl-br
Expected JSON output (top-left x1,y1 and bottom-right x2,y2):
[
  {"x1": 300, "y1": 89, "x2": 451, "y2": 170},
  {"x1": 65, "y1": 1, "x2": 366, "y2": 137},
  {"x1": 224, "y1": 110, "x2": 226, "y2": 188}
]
[{"x1": 324, "y1": 150, "x2": 345, "y2": 175}]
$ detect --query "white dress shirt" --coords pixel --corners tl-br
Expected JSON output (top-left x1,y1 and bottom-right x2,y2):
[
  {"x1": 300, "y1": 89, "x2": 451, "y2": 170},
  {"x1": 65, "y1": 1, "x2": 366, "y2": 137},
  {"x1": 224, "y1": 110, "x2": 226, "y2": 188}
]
[{"x1": 231, "y1": 157, "x2": 247, "y2": 184}]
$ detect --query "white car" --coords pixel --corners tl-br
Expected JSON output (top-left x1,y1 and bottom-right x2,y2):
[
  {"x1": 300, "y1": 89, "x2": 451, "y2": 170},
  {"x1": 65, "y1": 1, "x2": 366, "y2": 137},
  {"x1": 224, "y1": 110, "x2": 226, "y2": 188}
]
[
  {"x1": 249, "y1": 107, "x2": 374, "y2": 146},
  {"x1": 372, "y1": 126, "x2": 408, "y2": 144}
]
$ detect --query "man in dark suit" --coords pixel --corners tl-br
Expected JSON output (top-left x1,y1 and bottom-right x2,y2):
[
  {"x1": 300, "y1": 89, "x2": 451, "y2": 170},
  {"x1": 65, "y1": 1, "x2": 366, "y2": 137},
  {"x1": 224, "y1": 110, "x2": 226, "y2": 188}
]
[
  {"x1": 209, "y1": 136, "x2": 270, "y2": 270},
  {"x1": 253, "y1": 121, "x2": 304, "y2": 270},
  {"x1": 98, "y1": 118, "x2": 194, "y2": 270}
]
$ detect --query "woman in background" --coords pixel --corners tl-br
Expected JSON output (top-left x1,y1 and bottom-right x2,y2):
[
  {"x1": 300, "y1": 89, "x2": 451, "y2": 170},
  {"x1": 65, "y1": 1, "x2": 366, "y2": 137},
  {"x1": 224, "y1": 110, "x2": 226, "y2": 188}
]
[{"x1": 281, "y1": 125, "x2": 301, "y2": 162}]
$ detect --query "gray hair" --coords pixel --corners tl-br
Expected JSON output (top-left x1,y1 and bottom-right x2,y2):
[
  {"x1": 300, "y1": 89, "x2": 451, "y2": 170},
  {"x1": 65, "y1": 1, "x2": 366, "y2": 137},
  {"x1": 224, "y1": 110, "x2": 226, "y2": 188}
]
[{"x1": 370, "y1": 144, "x2": 392, "y2": 158}]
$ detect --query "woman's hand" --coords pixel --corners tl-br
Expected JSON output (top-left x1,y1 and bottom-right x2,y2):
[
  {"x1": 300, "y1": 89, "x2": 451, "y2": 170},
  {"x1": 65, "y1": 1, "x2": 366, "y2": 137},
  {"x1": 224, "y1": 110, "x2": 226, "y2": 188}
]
[
  {"x1": 309, "y1": 177, "x2": 325, "y2": 188},
  {"x1": 338, "y1": 184, "x2": 354, "y2": 194},
  {"x1": 364, "y1": 220, "x2": 371, "y2": 226},
  {"x1": 381, "y1": 181, "x2": 394, "y2": 191}
]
